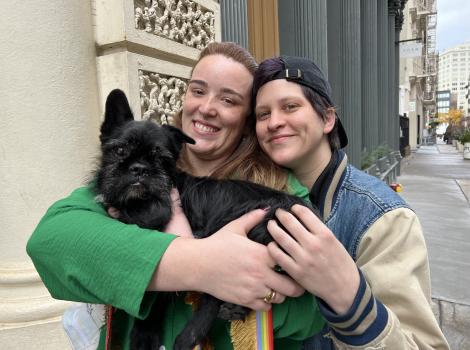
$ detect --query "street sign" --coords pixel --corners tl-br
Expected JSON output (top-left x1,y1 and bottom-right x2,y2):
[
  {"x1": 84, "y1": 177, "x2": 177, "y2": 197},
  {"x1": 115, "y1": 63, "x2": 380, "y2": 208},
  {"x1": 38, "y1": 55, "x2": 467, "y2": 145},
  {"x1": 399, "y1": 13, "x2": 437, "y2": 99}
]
[{"x1": 400, "y1": 42, "x2": 423, "y2": 58}]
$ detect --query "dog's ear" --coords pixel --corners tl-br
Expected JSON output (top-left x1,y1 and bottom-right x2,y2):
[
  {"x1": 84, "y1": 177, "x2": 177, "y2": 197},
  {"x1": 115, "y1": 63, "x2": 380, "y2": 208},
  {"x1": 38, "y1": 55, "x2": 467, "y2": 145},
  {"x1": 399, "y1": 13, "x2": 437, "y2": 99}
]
[
  {"x1": 100, "y1": 89, "x2": 134, "y2": 143},
  {"x1": 162, "y1": 125, "x2": 196, "y2": 157}
]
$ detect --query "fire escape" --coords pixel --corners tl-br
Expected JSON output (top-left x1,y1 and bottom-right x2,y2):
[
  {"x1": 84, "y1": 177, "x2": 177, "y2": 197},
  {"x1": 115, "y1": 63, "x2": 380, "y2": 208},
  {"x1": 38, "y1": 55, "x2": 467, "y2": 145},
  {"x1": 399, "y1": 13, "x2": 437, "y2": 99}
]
[{"x1": 409, "y1": 0, "x2": 437, "y2": 125}]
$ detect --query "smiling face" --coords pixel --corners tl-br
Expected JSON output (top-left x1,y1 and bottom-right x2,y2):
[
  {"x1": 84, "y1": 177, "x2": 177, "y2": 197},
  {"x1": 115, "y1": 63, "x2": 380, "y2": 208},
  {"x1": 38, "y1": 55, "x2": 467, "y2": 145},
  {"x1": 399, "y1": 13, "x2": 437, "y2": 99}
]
[
  {"x1": 255, "y1": 79, "x2": 335, "y2": 171},
  {"x1": 181, "y1": 54, "x2": 253, "y2": 170}
]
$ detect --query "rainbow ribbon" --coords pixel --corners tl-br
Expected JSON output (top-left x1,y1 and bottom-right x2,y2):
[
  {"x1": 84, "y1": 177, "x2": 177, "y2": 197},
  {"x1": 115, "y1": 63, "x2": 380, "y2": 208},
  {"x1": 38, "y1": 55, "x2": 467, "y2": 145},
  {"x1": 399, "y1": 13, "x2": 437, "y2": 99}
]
[{"x1": 256, "y1": 309, "x2": 274, "y2": 350}]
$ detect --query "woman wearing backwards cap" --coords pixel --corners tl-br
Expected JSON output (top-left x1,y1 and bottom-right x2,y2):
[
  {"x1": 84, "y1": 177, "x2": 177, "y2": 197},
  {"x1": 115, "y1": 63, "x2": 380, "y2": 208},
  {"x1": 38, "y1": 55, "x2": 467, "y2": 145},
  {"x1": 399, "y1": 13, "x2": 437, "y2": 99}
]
[{"x1": 253, "y1": 56, "x2": 449, "y2": 349}]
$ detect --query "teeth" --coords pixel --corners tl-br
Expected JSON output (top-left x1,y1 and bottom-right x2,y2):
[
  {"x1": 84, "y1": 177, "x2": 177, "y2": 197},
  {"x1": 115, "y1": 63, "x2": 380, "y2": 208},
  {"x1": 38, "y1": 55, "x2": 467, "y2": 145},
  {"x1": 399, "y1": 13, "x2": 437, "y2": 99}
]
[{"x1": 194, "y1": 121, "x2": 218, "y2": 133}]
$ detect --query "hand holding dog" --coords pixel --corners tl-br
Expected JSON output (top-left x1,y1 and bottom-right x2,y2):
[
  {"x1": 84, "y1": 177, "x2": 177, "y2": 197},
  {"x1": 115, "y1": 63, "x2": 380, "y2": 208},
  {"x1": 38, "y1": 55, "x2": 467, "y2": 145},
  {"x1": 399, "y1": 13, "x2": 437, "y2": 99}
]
[
  {"x1": 150, "y1": 209, "x2": 305, "y2": 310},
  {"x1": 198, "y1": 208, "x2": 305, "y2": 311},
  {"x1": 164, "y1": 188, "x2": 193, "y2": 238},
  {"x1": 267, "y1": 204, "x2": 360, "y2": 315},
  {"x1": 107, "y1": 188, "x2": 193, "y2": 238}
]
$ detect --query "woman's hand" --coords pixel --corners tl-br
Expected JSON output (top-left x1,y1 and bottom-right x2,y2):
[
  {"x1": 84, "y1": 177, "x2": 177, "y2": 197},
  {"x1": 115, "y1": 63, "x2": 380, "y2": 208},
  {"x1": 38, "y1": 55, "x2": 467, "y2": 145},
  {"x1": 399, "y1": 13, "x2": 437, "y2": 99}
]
[
  {"x1": 164, "y1": 188, "x2": 193, "y2": 238},
  {"x1": 267, "y1": 204, "x2": 360, "y2": 315},
  {"x1": 108, "y1": 188, "x2": 193, "y2": 238},
  {"x1": 151, "y1": 209, "x2": 305, "y2": 311},
  {"x1": 196, "y1": 209, "x2": 305, "y2": 310}
]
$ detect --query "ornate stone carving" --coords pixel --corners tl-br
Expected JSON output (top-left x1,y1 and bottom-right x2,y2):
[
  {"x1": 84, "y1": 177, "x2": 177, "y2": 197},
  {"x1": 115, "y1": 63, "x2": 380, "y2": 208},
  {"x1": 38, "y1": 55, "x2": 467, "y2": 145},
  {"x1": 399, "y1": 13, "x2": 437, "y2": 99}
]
[
  {"x1": 139, "y1": 70, "x2": 187, "y2": 124},
  {"x1": 135, "y1": 0, "x2": 215, "y2": 50}
]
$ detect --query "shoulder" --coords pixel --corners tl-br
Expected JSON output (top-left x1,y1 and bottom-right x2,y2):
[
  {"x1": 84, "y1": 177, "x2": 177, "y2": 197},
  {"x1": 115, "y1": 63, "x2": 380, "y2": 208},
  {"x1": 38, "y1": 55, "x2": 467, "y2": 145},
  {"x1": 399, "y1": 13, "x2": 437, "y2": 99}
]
[{"x1": 338, "y1": 165, "x2": 408, "y2": 212}]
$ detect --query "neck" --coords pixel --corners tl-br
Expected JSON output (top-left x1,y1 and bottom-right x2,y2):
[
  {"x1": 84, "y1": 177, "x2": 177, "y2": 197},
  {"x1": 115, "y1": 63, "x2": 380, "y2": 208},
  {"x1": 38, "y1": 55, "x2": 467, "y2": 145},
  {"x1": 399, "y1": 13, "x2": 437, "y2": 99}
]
[
  {"x1": 184, "y1": 150, "x2": 227, "y2": 177},
  {"x1": 293, "y1": 141, "x2": 332, "y2": 191}
]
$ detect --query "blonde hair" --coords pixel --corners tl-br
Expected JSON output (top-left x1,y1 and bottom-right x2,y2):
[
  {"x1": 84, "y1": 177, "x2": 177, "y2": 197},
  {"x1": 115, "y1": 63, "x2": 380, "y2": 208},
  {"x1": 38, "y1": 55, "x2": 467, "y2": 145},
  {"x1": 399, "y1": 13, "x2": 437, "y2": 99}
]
[{"x1": 174, "y1": 42, "x2": 288, "y2": 191}]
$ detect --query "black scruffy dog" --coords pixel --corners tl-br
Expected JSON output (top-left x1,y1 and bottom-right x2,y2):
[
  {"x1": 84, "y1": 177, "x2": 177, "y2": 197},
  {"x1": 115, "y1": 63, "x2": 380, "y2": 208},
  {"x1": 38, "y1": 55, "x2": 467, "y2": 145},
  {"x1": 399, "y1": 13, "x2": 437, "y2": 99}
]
[{"x1": 95, "y1": 89, "x2": 318, "y2": 350}]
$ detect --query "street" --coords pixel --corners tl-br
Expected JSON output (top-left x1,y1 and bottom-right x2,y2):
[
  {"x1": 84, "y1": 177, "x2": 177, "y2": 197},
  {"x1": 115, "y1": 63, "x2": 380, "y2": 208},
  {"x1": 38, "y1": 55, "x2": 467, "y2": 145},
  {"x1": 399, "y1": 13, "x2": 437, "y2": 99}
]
[{"x1": 398, "y1": 142, "x2": 470, "y2": 348}]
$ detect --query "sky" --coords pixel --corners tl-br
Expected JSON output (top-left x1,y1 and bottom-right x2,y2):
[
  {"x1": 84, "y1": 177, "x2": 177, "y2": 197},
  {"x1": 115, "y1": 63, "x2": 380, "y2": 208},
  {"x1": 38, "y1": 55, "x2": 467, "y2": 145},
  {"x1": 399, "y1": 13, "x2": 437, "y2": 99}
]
[{"x1": 437, "y1": 0, "x2": 470, "y2": 53}]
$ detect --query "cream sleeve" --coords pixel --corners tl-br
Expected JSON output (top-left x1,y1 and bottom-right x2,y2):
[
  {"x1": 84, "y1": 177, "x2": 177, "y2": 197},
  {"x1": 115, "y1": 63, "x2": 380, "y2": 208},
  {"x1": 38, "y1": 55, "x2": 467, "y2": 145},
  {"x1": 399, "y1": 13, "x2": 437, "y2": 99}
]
[{"x1": 332, "y1": 208, "x2": 449, "y2": 349}]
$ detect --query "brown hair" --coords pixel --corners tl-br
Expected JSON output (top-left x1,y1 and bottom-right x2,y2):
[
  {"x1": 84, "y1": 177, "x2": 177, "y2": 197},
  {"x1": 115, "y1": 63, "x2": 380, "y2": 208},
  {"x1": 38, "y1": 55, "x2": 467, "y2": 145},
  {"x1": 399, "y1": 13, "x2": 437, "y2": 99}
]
[{"x1": 173, "y1": 42, "x2": 288, "y2": 190}]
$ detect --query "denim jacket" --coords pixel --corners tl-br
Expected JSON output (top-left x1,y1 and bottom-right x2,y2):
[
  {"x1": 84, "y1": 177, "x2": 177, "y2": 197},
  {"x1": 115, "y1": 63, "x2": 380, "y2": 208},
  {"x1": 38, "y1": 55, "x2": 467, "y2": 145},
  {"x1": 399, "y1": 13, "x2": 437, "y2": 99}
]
[{"x1": 302, "y1": 151, "x2": 449, "y2": 350}]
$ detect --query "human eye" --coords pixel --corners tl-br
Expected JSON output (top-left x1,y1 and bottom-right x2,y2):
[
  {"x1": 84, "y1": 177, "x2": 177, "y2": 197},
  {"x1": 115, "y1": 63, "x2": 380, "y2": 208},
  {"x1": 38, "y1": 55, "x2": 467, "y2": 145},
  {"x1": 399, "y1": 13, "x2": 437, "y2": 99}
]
[
  {"x1": 221, "y1": 96, "x2": 235, "y2": 105},
  {"x1": 256, "y1": 110, "x2": 270, "y2": 121},
  {"x1": 284, "y1": 103, "x2": 299, "y2": 112},
  {"x1": 190, "y1": 86, "x2": 205, "y2": 96}
]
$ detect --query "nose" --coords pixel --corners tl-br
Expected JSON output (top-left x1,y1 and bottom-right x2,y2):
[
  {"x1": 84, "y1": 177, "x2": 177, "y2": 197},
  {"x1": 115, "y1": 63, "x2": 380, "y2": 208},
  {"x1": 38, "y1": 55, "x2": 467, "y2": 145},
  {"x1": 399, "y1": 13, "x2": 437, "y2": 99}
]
[
  {"x1": 267, "y1": 110, "x2": 286, "y2": 130},
  {"x1": 129, "y1": 163, "x2": 148, "y2": 177},
  {"x1": 198, "y1": 95, "x2": 217, "y2": 118}
]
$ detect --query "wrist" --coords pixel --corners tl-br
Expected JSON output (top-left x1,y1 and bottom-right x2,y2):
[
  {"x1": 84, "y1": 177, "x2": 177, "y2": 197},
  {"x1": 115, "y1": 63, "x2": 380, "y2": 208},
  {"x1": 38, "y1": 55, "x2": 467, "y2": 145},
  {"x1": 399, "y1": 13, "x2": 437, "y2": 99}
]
[
  {"x1": 317, "y1": 270, "x2": 390, "y2": 346},
  {"x1": 149, "y1": 237, "x2": 203, "y2": 292},
  {"x1": 322, "y1": 267, "x2": 360, "y2": 315}
]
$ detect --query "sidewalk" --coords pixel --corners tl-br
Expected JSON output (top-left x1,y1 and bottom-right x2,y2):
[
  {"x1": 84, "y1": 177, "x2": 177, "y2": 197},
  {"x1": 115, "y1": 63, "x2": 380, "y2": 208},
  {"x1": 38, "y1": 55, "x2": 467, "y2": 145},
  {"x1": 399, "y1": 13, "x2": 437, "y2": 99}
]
[{"x1": 397, "y1": 142, "x2": 470, "y2": 349}]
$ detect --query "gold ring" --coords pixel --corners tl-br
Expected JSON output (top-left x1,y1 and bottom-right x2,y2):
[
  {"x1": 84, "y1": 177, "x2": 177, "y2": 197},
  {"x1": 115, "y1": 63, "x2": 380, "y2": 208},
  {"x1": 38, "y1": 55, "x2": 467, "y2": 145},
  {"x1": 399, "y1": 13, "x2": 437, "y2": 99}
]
[{"x1": 263, "y1": 289, "x2": 276, "y2": 303}]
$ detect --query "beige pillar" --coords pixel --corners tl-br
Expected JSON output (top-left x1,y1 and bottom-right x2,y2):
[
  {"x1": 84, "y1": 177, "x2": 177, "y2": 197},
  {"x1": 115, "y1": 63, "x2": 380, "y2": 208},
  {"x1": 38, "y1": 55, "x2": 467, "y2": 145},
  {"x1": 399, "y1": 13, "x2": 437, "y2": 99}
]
[{"x1": 0, "y1": 1, "x2": 100, "y2": 348}]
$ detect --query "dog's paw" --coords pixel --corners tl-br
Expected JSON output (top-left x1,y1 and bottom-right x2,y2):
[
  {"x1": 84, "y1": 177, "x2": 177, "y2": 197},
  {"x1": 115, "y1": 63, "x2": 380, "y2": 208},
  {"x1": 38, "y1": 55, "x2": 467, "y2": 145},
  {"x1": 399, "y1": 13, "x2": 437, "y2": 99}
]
[
  {"x1": 217, "y1": 303, "x2": 249, "y2": 321},
  {"x1": 173, "y1": 330, "x2": 199, "y2": 350}
]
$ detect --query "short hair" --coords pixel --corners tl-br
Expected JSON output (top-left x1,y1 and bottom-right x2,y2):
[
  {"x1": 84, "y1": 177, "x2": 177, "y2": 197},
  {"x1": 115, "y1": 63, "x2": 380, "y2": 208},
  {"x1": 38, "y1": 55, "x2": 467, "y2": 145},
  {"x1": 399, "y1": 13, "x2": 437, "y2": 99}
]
[{"x1": 254, "y1": 57, "x2": 341, "y2": 150}]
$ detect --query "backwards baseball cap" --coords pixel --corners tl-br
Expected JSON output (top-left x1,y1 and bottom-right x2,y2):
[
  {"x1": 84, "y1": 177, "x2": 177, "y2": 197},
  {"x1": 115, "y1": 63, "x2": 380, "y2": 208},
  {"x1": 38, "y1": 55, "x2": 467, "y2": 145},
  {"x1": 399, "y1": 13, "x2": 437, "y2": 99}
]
[{"x1": 253, "y1": 56, "x2": 348, "y2": 148}]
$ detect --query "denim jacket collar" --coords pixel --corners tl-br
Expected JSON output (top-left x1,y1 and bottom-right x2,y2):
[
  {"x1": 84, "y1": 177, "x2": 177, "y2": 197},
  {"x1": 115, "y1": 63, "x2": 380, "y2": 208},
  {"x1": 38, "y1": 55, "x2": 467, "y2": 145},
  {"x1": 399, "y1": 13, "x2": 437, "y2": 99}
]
[{"x1": 310, "y1": 150, "x2": 348, "y2": 220}]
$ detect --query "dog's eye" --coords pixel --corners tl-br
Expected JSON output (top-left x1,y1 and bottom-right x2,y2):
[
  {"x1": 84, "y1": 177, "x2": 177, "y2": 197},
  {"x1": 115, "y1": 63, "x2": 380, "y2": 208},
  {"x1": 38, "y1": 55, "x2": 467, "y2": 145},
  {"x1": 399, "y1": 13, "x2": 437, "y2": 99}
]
[{"x1": 115, "y1": 147, "x2": 126, "y2": 157}]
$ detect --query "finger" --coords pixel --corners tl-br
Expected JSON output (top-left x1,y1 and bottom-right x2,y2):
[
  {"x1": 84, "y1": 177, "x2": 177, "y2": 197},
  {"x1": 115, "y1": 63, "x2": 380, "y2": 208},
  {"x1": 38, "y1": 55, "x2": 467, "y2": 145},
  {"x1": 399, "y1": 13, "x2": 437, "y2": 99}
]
[
  {"x1": 264, "y1": 290, "x2": 286, "y2": 304},
  {"x1": 107, "y1": 207, "x2": 120, "y2": 219},
  {"x1": 291, "y1": 204, "x2": 325, "y2": 236},
  {"x1": 267, "y1": 242, "x2": 299, "y2": 280},
  {"x1": 224, "y1": 209, "x2": 267, "y2": 237},
  {"x1": 267, "y1": 219, "x2": 302, "y2": 261},
  {"x1": 265, "y1": 264, "x2": 304, "y2": 297},
  {"x1": 250, "y1": 300, "x2": 272, "y2": 312},
  {"x1": 275, "y1": 208, "x2": 313, "y2": 247},
  {"x1": 170, "y1": 187, "x2": 181, "y2": 202}
]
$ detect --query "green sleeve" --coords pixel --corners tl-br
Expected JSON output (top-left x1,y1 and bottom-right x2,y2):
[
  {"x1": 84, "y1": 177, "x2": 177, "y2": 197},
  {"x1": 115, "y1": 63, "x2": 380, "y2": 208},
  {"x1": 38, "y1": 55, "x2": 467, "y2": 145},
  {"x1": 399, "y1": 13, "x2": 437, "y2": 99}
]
[{"x1": 26, "y1": 186, "x2": 177, "y2": 319}]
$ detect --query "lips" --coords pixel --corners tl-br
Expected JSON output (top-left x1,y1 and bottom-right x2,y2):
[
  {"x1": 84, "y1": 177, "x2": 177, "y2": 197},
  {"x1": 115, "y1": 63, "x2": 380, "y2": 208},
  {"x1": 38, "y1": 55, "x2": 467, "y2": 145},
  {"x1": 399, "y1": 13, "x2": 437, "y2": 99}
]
[
  {"x1": 193, "y1": 120, "x2": 220, "y2": 134},
  {"x1": 268, "y1": 134, "x2": 293, "y2": 143}
]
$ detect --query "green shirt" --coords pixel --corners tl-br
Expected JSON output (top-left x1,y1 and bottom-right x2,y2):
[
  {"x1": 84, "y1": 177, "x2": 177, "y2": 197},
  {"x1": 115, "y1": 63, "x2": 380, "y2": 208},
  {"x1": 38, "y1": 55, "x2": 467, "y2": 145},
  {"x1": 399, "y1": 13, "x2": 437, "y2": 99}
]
[{"x1": 27, "y1": 174, "x2": 324, "y2": 349}]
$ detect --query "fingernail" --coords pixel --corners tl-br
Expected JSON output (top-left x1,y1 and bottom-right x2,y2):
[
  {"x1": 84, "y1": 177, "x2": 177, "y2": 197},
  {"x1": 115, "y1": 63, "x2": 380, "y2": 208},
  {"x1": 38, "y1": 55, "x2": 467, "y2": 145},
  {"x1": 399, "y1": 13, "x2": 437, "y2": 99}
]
[{"x1": 262, "y1": 206, "x2": 271, "y2": 212}]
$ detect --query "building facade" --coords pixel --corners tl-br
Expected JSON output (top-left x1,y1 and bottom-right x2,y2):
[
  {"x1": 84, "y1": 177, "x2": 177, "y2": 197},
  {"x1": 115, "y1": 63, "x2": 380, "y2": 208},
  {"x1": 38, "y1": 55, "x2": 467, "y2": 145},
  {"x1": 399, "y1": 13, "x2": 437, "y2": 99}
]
[
  {"x1": 436, "y1": 90, "x2": 451, "y2": 115},
  {"x1": 438, "y1": 42, "x2": 470, "y2": 112},
  {"x1": 399, "y1": 0, "x2": 437, "y2": 150}
]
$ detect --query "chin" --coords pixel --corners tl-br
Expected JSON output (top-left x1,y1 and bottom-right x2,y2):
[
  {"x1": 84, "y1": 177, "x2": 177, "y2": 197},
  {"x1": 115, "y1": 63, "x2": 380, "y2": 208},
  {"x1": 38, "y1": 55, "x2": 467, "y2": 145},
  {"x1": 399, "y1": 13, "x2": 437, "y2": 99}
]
[{"x1": 269, "y1": 156, "x2": 292, "y2": 168}]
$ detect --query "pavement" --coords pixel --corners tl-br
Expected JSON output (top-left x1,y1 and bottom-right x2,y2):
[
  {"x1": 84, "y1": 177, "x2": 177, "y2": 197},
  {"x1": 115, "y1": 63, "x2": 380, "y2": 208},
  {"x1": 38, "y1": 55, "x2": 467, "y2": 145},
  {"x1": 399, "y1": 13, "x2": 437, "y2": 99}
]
[{"x1": 397, "y1": 141, "x2": 470, "y2": 349}]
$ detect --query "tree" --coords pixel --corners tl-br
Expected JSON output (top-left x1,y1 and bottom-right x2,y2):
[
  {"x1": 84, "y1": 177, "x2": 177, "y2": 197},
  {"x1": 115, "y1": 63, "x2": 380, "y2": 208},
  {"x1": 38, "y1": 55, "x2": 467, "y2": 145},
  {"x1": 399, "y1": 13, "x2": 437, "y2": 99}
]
[{"x1": 437, "y1": 109, "x2": 463, "y2": 126}]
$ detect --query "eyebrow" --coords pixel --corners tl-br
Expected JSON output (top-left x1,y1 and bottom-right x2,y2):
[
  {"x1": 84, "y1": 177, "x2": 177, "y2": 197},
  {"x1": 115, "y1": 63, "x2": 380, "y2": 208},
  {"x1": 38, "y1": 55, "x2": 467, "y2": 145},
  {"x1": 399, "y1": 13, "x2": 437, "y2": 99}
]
[
  {"x1": 188, "y1": 79, "x2": 244, "y2": 100},
  {"x1": 255, "y1": 96, "x2": 301, "y2": 111}
]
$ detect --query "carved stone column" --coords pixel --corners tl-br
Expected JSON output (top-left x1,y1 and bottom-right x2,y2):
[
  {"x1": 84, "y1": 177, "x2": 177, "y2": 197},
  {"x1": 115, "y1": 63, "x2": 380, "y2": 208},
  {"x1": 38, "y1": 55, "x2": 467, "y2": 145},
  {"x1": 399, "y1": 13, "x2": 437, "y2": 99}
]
[
  {"x1": 361, "y1": 0, "x2": 379, "y2": 153},
  {"x1": 278, "y1": 0, "x2": 328, "y2": 74},
  {"x1": 327, "y1": 0, "x2": 362, "y2": 167},
  {"x1": 0, "y1": 1, "x2": 101, "y2": 348}
]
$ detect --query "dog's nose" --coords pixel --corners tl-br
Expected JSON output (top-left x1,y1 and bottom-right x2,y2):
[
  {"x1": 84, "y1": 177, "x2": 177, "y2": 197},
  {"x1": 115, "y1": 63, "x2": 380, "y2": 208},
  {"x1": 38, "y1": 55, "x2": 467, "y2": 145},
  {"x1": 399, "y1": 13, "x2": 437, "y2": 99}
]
[{"x1": 129, "y1": 163, "x2": 148, "y2": 177}]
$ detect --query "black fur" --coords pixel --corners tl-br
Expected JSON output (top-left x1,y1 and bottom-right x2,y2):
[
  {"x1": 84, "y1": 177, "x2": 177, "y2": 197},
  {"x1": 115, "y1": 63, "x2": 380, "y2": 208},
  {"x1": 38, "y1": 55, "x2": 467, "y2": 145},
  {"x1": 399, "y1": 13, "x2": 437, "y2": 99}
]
[{"x1": 94, "y1": 89, "x2": 319, "y2": 350}]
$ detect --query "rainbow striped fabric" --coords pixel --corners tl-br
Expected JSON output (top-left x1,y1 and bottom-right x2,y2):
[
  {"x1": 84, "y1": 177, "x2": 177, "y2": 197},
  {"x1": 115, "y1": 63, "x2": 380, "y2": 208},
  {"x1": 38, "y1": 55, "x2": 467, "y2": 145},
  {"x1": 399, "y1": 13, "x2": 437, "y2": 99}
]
[{"x1": 256, "y1": 310, "x2": 274, "y2": 350}]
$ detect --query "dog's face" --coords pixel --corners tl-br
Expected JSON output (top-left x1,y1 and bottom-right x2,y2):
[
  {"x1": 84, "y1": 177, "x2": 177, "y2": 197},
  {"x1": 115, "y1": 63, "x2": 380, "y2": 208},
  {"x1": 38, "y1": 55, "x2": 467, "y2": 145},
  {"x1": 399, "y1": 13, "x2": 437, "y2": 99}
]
[{"x1": 95, "y1": 89, "x2": 195, "y2": 208}]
